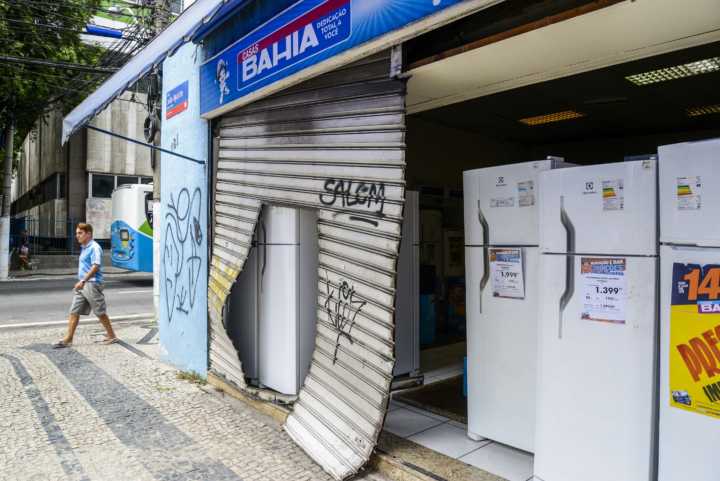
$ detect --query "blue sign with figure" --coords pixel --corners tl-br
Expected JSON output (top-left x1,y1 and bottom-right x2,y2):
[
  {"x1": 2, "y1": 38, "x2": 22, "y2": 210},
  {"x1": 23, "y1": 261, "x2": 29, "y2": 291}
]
[{"x1": 201, "y1": 0, "x2": 465, "y2": 115}]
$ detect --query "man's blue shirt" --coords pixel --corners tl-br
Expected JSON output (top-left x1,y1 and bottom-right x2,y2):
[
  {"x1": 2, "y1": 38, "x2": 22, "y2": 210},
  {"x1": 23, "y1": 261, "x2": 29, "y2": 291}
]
[{"x1": 78, "y1": 240, "x2": 103, "y2": 283}]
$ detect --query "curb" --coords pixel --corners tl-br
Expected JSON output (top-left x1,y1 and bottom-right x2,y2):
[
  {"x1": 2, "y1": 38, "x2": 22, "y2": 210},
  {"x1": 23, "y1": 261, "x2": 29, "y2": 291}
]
[
  {"x1": 0, "y1": 313, "x2": 155, "y2": 330},
  {"x1": 206, "y1": 373, "x2": 440, "y2": 481},
  {"x1": 1, "y1": 272, "x2": 152, "y2": 282}
]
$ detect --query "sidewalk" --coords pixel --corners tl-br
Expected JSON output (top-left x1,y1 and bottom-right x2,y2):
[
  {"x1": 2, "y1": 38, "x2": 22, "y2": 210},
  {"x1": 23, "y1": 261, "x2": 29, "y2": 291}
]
[{"x1": 0, "y1": 322, "x2": 389, "y2": 481}]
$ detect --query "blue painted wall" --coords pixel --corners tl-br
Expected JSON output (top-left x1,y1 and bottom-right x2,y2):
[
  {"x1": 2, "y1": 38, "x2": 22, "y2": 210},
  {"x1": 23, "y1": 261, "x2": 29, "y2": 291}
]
[{"x1": 159, "y1": 42, "x2": 209, "y2": 376}]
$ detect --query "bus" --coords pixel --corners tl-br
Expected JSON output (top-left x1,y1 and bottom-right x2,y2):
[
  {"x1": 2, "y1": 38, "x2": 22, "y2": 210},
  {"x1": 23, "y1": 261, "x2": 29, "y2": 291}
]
[{"x1": 111, "y1": 183, "x2": 153, "y2": 272}]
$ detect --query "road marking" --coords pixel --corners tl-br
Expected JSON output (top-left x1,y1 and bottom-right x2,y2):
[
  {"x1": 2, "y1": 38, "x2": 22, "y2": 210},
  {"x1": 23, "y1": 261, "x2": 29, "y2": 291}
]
[
  {"x1": 112, "y1": 289, "x2": 153, "y2": 294},
  {"x1": 0, "y1": 313, "x2": 154, "y2": 330}
]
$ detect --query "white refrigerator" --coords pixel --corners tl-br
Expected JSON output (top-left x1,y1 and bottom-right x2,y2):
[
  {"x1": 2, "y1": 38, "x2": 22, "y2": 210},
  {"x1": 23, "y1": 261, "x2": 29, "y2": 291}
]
[
  {"x1": 463, "y1": 158, "x2": 565, "y2": 452},
  {"x1": 225, "y1": 205, "x2": 318, "y2": 395},
  {"x1": 658, "y1": 138, "x2": 720, "y2": 481},
  {"x1": 534, "y1": 159, "x2": 658, "y2": 481}
]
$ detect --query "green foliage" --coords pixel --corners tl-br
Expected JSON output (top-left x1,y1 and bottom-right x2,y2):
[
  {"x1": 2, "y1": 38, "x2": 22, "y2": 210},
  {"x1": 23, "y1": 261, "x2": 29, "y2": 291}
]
[
  {"x1": 0, "y1": 0, "x2": 107, "y2": 156},
  {"x1": 176, "y1": 371, "x2": 207, "y2": 385}
]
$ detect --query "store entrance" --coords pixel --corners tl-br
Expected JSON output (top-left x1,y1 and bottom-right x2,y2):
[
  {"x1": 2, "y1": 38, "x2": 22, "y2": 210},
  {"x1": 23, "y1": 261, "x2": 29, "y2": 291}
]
[{"x1": 386, "y1": 21, "x2": 720, "y2": 478}]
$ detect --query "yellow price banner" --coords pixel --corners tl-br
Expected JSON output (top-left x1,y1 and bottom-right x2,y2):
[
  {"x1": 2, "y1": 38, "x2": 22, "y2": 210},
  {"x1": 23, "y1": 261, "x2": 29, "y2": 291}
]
[{"x1": 669, "y1": 263, "x2": 720, "y2": 419}]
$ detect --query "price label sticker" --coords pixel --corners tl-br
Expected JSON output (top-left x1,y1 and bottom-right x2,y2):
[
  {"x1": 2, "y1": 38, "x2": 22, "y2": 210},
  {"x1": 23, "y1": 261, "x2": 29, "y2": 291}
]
[
  {"x1": 581, "y1": 257, "x2": 626, "y2": 324},
  {"x1": 490, "y1": 248, "x2": 525, "y2": 299}
]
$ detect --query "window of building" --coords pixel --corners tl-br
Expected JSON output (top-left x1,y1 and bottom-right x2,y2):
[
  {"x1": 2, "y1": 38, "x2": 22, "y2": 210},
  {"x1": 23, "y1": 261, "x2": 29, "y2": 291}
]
[
  {"x1": 91, "y1": 174, "x2": 114, "y2": 198},
  {"x1": 117, "y1": 175, "x2": 139, "y2": 187}
]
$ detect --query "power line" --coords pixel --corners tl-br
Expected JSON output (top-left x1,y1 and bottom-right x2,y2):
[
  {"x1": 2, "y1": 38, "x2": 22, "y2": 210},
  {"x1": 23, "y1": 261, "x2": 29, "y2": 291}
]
[{"x1": 0, "y1": 54, "x2": 118, "y2": 73}]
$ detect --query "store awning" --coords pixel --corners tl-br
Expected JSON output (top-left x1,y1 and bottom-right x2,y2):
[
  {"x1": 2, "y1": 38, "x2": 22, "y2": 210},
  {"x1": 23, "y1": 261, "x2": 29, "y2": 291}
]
[{"x1": 61, "y1": 0, "x2": 250, "y2": 144}]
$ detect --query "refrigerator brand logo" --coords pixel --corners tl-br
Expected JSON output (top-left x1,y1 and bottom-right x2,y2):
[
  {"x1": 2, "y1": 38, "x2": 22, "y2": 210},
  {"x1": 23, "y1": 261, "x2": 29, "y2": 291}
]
[
  {"x1": 583, "y1": 181, "x2": 596, "y2": 194},
  {"x1": 496, "y1": 176, "x2": 506, "y2": 186},
  {"x1": 698, "y1": 301, "x2": 720, "y2": 314}
]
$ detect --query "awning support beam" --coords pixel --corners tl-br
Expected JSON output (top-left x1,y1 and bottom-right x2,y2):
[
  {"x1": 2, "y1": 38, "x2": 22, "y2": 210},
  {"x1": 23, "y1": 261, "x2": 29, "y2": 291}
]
[{"x1": 86, "y1": 125, "x2": 206, "y2": 165}]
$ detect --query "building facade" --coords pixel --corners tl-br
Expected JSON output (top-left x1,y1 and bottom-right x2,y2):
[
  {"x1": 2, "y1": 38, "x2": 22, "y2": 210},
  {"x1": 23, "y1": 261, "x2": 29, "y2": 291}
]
[
  {"x1": 68, "y1": 0, "x2": 720, "y2": 480},
  {"x1": 12, "y1": 93, "x2": 152, "y2": 247}
]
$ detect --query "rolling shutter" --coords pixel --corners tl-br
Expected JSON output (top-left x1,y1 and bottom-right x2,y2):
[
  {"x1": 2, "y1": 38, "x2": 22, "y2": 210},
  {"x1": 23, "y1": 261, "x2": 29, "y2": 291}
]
[{"x1": 208, "y1": 51, "x2": 406, "y2": 479}]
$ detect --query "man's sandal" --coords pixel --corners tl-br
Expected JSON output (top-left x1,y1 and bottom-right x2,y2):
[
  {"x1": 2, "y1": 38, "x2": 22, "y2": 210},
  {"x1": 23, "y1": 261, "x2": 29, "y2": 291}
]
[
  {"x1": 52, "y1": 340, "x2": 72, "y2": 349},
  {"x1": 101, "y1": 338, "x2": 119, "y2": 345}
]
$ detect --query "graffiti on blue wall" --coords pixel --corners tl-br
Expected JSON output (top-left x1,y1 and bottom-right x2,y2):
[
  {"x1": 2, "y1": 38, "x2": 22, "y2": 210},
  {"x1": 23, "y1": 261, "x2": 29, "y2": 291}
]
[{"x1": 163, "y1": 187, "x2": 203, "y2": 322}]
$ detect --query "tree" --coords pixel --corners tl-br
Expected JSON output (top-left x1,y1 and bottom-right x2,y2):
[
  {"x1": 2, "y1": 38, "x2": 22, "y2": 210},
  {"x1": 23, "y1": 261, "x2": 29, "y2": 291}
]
[{"x1": 0, "y1": 0, "x2": 106, "y2": 166}]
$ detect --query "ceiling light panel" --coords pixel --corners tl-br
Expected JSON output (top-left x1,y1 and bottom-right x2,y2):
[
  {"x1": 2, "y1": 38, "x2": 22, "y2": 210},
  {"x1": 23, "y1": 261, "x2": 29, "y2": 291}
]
[
  {"x1": 626, "y1": 57, "x2": 720, "y2": 86},
  {"x1": 687, "y1": 104, "x2": 720, "y2": 117},
  {"x1": 518, "y1": 110, "x2": 585, "y2": 126}
]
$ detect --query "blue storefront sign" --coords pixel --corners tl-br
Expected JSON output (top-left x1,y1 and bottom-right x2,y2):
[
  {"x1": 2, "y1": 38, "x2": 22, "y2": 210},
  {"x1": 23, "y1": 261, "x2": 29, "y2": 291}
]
[
  {"x1": 201, "y1": 0, "x2": 465, "y2": 115},
  {"x1": 166, "y1": 81, "x2": 189, "y2": 119}
]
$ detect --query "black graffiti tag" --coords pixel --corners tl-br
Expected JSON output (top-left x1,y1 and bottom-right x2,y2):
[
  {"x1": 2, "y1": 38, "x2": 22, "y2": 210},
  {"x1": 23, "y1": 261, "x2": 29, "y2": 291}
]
[
  {"x1": 163, "y1": 187, "x2": 203, "y2": 323},
  {"x1": 323, "y1": 275, "x2": 366, "y2": 365},
  {"x1": 319, "y1": 179, "x2": 386, "y2": 226}
]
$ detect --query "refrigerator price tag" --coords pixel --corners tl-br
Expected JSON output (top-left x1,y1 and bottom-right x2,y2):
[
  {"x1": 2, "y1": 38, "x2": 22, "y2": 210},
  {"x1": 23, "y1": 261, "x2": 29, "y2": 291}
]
[
  {"x1": 602, "y1": 179, "x2": 624, "y2": 211},
  {"x1": 490, "y1": 248, "x2": 525, "y2": 299},
  {"x1": 517, "y1": 180, "x2": 535, "y2": 207},
  {"x1": 581, "y1": 257, "x2": 626, "y2": 324},
  {"x1": 668, "y1": 263, "x2": 720, "y2": 420},
  {"x1": 676, "y1": 176, "x2": 702, "y2": 210}
]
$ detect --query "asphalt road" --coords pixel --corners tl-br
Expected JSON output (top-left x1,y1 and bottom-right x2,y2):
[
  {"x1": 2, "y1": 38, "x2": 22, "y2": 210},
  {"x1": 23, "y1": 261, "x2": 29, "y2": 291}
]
[{"x1": 0, "y1": 275, "x2": 154, "y2": 326}]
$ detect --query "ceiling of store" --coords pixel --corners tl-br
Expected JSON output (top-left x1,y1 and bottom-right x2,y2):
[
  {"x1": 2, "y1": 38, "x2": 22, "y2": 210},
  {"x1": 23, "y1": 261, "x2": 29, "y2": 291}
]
[
  {"x1": 406, "y1": 0, "x2": 720, "y2": 146},
  {"x1": 412, "y1": 41, "x2": 720, "y2": 145}
]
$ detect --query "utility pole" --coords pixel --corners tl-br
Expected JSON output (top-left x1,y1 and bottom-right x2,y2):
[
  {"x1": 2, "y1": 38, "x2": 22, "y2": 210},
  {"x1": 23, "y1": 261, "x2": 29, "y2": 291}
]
[
  {"x1": 0, "y1": 121, "x2": 14, "y2": 280},
  {"x1": 149, "y1": 0, "x2": 171, "y2": 319}
]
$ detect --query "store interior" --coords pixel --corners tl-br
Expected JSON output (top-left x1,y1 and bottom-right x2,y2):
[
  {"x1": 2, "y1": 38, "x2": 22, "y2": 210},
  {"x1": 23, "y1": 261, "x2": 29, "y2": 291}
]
[{"x1": 387, "y1": 25, "x2": 720, "y2": 478}]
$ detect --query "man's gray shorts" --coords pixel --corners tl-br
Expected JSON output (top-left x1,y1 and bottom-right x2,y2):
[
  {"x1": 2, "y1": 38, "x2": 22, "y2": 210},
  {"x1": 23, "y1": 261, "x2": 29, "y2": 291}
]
[{"x1": 69, "y1": 282, "x2": 107, "y2": 316}]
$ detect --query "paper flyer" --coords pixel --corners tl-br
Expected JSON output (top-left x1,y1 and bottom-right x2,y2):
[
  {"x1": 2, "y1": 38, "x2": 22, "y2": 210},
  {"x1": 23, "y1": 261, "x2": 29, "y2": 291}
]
[
  {"x1": 676, "y1": 176, "x2": 702, "y2": 211},
  {"x1": 490, "y1": 248, "x2": 525, "y2": 299},
  {"x1": 581, "y1": 257, "x2": 626, "y2": 324},
  {"x1": 602, "y1": 179, "x2": 624, "y2": 211},
  {"x1": 669, "y1": 262, "x2": 720, "y2": 420}
]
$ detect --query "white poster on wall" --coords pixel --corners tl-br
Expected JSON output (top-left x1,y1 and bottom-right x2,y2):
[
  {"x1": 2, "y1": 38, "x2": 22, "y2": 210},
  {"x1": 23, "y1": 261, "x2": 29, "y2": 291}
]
[{"x1": 490, "y1": 248, "x2": 525, "y2": 299}]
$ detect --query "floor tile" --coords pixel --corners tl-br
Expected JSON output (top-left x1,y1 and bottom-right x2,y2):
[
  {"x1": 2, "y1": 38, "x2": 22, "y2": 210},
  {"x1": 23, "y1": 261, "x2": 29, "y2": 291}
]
[
  {"x1": 401, "y1": 403, "x2": 449, "y2": 422},
  {"x1": 447, "y1": 419, "x2": 468, "y2": 430},
  {"x1": 459, "y1": 442, "x2": 534, "y2": 481},
  {"x1": 388, "y1": 399, "x2": 409, "y2": 411},
  {"x1": 382, "y1": 407, "x2": 445, "y2": 438},
  {"x1": 408, "y1": 422, "x2": 491, "y2": 459}
]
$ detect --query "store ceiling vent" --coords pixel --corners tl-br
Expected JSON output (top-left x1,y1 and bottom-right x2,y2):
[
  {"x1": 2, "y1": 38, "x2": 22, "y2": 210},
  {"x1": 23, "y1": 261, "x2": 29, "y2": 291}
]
[
  {"x1": 686, "y1": 104, "x2": 720, "y2": 117},
  {"x1": 625, "y1": 57, "x2": 720, "y2": 86},
  {"x1": 518, "y1": 110, "x2": 585, "y2": 126}
]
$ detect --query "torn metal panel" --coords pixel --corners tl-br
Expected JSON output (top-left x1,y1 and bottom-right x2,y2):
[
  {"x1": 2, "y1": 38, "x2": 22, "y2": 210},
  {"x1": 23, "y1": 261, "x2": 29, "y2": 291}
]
[{"x1": 207, "y1": 51, "x2": 405, "y2": 479}]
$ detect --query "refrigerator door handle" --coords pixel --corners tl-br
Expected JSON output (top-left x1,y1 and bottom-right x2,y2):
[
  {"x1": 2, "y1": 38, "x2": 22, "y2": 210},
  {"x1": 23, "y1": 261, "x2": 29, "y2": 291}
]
[
  {"x1": 260, "y1": 218, "x2": 267, "y2": 291},
  {"x1": 478, "y1": 201, "x2": 490, "y2": 313},
  {"x1": 558, "y1": 196, "x2": 575, "y2": 338}
]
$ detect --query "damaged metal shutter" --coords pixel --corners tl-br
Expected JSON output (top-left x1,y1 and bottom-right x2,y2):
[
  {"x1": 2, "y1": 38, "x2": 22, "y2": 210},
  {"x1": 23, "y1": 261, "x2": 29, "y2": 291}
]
[{"x1": 208, "y1": 51, "x2": 405, "y2": 480}]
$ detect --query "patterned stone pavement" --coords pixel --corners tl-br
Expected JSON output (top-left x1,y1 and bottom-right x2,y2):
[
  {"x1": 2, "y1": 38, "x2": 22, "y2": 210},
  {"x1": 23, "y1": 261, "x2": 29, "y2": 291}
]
[{"x1": 0, "y1": 322, "x2": 389, "y2": 481}]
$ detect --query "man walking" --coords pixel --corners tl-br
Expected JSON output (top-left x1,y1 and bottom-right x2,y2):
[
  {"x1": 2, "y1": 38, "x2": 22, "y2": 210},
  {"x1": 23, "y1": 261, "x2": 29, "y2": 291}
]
[{"x1": 54, "y1": 223, "x2": 117, "y2": 348}]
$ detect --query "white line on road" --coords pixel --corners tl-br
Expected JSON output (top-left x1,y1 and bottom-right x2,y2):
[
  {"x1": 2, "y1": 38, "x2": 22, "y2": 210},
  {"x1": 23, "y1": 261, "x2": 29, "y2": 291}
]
[
  {"x1": 111, "y1": 289, "x2": 153, "y2": 294},
  {"x1": 0, "y1": 313, "x2": 155, "y2": 330}
]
